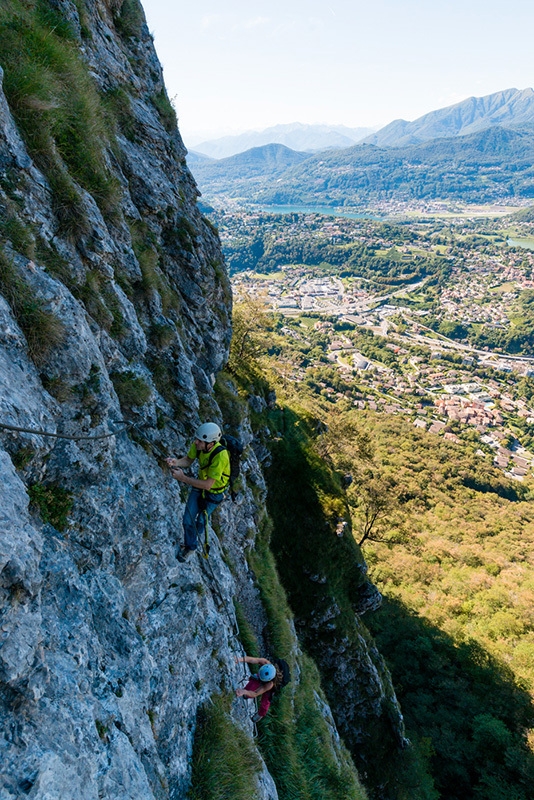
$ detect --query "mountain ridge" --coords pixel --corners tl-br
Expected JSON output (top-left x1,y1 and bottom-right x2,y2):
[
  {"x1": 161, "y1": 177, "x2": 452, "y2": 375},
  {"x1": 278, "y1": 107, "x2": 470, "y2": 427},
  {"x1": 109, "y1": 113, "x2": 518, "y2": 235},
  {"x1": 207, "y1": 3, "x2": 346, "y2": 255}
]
[
  {"x1": 363, "y1": 87, "x2": 534, "y2": 147},
  {"x1": 191, "y1": 142, "x2": 310, "y2": 181}
]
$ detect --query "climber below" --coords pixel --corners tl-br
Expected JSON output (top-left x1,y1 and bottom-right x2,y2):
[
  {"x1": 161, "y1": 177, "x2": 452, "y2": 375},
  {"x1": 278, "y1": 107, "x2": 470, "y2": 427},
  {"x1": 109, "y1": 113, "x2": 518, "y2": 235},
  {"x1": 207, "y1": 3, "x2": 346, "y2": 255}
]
[
  {"x1": 166, "y1": 422, "x2": 230, "y2": 561},
  {"x1": 235, "y1": 656, "x2": 285, "y2": 722}
]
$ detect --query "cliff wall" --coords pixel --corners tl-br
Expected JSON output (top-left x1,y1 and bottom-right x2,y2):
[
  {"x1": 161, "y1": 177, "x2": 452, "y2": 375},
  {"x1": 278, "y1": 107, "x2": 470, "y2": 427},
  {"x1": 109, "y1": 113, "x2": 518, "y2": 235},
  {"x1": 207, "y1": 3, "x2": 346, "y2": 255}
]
[{"x1": 0, "y1": 2, "x2": 402, "y2": 798}]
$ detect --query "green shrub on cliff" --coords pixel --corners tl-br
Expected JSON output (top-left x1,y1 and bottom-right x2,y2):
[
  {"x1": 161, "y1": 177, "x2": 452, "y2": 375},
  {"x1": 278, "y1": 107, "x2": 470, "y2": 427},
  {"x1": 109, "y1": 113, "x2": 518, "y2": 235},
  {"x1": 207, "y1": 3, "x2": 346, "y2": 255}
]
[
  {"x1": 28, "y1": 482, "x2": 73, "y2": 530},
  {"x1": 111, "y1": 370, "x2": 151, "y2": 409},
  {"x1": 152, "y1": 89, "x2": 177, "y2": 134},
  {"x1": 113, "y1": 0, "x2": 145, "y2": 40}
]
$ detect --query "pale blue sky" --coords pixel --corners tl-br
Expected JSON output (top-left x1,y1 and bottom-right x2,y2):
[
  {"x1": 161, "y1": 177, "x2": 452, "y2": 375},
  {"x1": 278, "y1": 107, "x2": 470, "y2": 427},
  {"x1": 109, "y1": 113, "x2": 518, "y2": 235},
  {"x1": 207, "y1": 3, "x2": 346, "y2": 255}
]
[{"x1": 141, "y1": 0, "x2": 533, "y2": 145}]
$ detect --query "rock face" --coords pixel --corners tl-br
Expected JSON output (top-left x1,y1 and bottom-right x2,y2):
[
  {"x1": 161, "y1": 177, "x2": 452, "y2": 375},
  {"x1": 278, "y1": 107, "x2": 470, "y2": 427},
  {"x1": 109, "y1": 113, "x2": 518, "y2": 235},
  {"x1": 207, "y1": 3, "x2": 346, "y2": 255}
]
[
  {"x1": 0, "y1": 2, "x2": 261, "y2": 796},
  {"x1": 0, "y1": 2, "x2": 404, "y2": 798}
]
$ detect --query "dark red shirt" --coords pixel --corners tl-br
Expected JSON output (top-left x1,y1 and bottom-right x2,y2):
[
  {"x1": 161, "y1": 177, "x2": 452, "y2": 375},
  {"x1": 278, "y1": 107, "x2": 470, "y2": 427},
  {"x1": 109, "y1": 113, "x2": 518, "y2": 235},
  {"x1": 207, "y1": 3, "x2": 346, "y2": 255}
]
[{"x1": 245, "y1": 677, "x2": 273, "y2": 717}]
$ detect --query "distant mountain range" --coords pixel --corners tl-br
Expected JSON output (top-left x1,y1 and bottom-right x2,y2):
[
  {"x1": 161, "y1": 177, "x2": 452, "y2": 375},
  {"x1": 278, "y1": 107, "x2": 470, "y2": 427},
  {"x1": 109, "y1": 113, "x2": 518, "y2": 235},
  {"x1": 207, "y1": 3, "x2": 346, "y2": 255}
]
[
  {"x1": 191, "y1": 126, "x2": 534, "y2": 208},
  {"x1": 190, "y1": 122, "x2": 375, "y2": 159},
  {"x1": 190, "y1": 89, "x2": 534, "y2": 161},
  {"x1": 362, "y1": 88, "x2": 534, "y2": 148},
  {"x1": 189, "y1": 89, "x2": 534, "y2": 209}
]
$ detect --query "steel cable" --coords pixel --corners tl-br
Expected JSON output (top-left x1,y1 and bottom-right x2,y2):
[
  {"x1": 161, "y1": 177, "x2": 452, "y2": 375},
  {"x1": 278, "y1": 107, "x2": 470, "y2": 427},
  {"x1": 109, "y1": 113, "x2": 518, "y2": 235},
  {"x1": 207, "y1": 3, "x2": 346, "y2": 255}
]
[{"x1": 0, "y1": 420, "x2": 132, "y2": 440}]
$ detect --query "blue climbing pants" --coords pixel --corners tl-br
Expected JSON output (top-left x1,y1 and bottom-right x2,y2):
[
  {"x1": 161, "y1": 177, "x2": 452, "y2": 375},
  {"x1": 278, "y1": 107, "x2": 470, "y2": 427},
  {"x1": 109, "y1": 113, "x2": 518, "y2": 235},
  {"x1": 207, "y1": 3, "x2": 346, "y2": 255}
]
[{"x1": 183, "y1": 489, "x2": 225, "y2": 550}]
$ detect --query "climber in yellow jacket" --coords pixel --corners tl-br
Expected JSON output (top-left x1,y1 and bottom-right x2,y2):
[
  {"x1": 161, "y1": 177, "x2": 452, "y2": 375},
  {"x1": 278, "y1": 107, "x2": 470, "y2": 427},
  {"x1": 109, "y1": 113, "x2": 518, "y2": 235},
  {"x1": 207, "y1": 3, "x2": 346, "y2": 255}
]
[{"x1": 166, "y1": 422, "x2": 230, "y2": 561}]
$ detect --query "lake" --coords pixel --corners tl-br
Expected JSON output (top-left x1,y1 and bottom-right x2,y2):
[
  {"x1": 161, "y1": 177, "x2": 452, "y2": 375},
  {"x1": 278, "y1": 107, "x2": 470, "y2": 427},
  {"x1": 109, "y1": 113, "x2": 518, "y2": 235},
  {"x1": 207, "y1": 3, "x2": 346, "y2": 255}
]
[
  {"x1": 508, "y1": 237, "x2": 534, "y2": 251},
  {"x1": 258, "y1": 204, "x2": 380, "y2": 220}
]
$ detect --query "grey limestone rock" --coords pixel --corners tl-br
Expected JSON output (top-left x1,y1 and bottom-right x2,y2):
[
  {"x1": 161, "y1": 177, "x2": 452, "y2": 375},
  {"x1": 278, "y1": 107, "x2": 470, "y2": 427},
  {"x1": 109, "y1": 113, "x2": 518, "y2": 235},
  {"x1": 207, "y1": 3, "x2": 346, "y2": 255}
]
[
  {"x1": 0, "y1": 2, "x2": 403, "y2": 798},
  {"x1": 248, "y1": 394, "x2": 267, "y2": 413},
  {"x1": 0, "y1": 66, "x2": 32, "y2": 172},
  {"x1": 354, "y1": 580, "x2": 383, "y2": 614}
]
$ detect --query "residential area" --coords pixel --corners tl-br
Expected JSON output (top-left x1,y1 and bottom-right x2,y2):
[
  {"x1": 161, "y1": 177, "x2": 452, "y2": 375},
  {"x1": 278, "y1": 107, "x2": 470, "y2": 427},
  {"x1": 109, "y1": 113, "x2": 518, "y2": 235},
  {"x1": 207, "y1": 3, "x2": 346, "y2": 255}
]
[{"x1": 227, "y1": 211, "x2": 534, "y2": 480}]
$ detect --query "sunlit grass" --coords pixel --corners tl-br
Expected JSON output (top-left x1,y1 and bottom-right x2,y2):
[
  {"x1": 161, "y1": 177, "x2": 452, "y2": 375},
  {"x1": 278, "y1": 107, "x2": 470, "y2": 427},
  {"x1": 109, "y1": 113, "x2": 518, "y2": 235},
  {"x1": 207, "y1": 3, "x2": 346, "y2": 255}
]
[{"x1": 0, "y1": 0, "x2": 121, "y2": 232}]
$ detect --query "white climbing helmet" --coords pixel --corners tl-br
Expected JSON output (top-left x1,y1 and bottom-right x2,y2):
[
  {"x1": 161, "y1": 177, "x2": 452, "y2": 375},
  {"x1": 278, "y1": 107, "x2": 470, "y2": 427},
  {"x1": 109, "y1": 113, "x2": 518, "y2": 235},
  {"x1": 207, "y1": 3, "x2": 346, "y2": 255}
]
[
  {"x1": 258, "y1": 664, "x2": 276, "y2": 682},
  {"x1": 194, "y1": 422, "x2": 221, "y2": 443}
]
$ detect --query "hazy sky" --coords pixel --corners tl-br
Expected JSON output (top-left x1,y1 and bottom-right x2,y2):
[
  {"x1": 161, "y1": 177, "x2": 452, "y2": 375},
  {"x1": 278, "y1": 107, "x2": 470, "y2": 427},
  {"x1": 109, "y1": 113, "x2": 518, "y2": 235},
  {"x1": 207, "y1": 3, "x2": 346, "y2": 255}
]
[{"x1": 141, "y1": 0, "x2": 533, "y2": 145}]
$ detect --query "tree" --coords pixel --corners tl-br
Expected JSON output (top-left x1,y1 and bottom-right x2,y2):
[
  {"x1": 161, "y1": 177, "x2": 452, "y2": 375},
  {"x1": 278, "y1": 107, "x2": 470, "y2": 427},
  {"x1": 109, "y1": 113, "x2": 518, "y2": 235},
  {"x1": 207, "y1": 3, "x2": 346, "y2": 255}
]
[
  {"x1": 316, "y1": 404, "x2": 374, "y2": 473},
  {"x1": 348, "y1": 470, "x2": 405, "y2": 547},
  {"x1": 228, "y1": 297, "x2": 272, "y2": 380},
  {"x1": 314, "y1": 407, "x2": 412, "y2": 548}
]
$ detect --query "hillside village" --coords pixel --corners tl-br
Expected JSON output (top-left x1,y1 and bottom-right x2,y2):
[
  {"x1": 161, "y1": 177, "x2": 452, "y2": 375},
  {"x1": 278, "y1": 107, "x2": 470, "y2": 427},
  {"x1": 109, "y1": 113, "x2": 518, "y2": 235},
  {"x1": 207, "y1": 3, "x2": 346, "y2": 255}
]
[{"x1": 227, "y1": 211, "x2": 534, "y2": 481}]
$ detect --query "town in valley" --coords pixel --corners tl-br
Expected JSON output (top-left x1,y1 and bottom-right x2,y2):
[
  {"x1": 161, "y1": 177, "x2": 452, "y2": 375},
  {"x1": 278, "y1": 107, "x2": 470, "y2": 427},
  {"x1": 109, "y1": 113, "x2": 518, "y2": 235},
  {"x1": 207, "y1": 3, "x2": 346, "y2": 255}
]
[{"x1": 214, "y1": 207, "x2": 534, "y2": 481}]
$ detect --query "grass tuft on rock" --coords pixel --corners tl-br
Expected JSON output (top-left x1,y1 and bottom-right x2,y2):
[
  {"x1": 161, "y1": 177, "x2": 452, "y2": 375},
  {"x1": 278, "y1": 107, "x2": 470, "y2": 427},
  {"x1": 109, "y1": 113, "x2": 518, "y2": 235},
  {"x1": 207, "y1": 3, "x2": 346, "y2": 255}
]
[
  {"x1": 0, "y1": 0, "x2": 121, "y2": 229},
  {"x1": 189, "y1": 694, "x2": 262, "y2": 800},
  {"x1": 28, "y1": 482, "x2": 73, "y2": 530},
  {"x1": 0, "y1": 201, "x2": 35, "y2": 257},
  {"x1": 111, "y1": 370, "x2": 151, "y2": 409},
  {"x1": 129, "y1": 219, "x2": 180, "y2": 313},
  {"x1": 0, "y1": 247, "x2": 64, "y2": 363},
  {"x1": 152, "y1": 89, "x2": 177, "y2": 134},
  {"x1": 149, "y1": 322, "x2": 175, "y2": 350},
  {"x1": 75, "y1": 270, "x2": 126, "y2": 337}
]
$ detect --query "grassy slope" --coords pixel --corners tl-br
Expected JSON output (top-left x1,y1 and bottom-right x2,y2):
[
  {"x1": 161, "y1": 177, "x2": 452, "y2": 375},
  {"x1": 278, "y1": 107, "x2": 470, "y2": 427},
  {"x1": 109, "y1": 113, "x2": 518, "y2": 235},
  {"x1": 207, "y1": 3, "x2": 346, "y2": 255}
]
[{"x1": 190, "y1": 504, "x2": 368, "y2": 800}]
